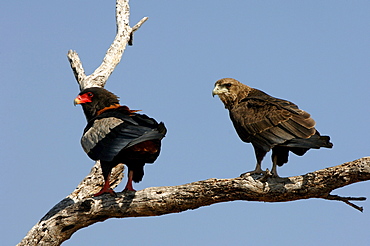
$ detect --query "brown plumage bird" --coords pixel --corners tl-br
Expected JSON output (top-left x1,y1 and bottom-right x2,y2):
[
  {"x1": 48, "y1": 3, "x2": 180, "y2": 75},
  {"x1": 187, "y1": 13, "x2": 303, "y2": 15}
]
[
  {"x1": 74, "y1": 87, "x2": 166, "y2": 196},
  {"x1": 212, "y1": 78, "x2": 332, "y2": 177}
]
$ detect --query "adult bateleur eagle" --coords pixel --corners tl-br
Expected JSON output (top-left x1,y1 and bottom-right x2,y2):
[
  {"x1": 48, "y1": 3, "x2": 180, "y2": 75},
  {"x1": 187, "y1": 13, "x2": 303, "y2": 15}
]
[
  {"x1": 74, "y1": 87, "x2": 167, "y2": 196},
  {"x1": 212, "y1": 78, "x2": 332, "y2": 177}
]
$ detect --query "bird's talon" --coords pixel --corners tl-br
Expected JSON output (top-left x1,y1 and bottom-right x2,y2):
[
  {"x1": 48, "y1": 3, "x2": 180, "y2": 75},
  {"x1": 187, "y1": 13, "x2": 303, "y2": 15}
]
[
  {"x1": 92, "y1": 188, "x2": 116, "y2": 197},
  {"x1": 75, "y1": 87, "x2": 166, "y2": 201},
  {"x1": 264, "y1": 168, "x2": 272, "y2": 177},
  {"x1": 213, "y1": 78, "x2": 333, "y2": 183},
  {"x1": 240, "y1": 172, "x2": 251, "y2": 178},
  {"x1": 240, "y1": 170, "x2": 264, "y2": 178},
  {"x1": 257, "y1": 169, "x2": 274, "y2": 182}
]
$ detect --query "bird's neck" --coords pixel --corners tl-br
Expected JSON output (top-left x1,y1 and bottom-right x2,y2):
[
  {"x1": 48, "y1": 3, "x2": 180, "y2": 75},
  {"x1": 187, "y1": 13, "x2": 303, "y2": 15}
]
[
  {"x1": 219, "y1": 94, "x2": 237, "y2": 110},
  {"x1": 83, "y1": 103, "x2": 141, "y2": 121},
  {"x1": 236, "y1": 85, "x2": 252, "y2": 102},
  {"x1": 221, "y1": 85, "x2": 252, "y2": 110},
  {"x1": 96, "y1": 104, "x2": 121, "y2": 116},
  {"x1": 82, "y1": 102, "x2": 119, "y2": 121}
]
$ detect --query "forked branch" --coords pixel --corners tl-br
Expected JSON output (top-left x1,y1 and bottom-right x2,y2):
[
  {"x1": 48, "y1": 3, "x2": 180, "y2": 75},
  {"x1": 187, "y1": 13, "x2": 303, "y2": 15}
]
[
  {"x1": 18, "y1": 1, "x2": 369, "y2": 245},
  {"x1": 67, "y1": 0, "x2": 148, "y2": 90},
  {"x1": 324, "y1": 194, "x2": 366, "y2": 212},
  {"x1": 66, "y1": 0, "x2": 147, "y2": 209}
]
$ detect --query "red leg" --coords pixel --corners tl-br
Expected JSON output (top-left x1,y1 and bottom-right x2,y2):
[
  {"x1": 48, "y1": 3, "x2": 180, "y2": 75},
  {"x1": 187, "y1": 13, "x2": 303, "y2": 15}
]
[
  {"x1": 123, "y1": 170, "x2": 136, "y2": 191},
  {"x1": 93, "y1": 174, "x2": 116, "y2": 197}
]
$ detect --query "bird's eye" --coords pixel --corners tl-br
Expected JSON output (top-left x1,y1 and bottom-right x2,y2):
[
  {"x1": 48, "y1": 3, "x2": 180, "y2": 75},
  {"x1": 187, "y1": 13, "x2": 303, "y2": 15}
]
[
  {"x1": 88, "y1": 92, "x2": 94, "y2": 97},
  {"x1": 224, "y1": 83, "x2": 232, "y2": 88}
]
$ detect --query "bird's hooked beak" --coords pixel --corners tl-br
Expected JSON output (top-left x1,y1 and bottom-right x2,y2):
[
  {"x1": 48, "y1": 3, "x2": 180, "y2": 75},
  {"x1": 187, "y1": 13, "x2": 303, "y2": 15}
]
[
  {"x1": 73, "y1": 96, "x2": 83, "y2": 106},
  {"x1": 74, "y1": 94, "x2": 91, "y2": 106},
  {"x1": 212, "y1": 84, "x2": 227, "y2": 97}
]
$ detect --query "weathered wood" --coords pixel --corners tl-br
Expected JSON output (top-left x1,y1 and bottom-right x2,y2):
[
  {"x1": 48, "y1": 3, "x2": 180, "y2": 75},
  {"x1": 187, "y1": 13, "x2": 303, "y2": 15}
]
[
  {"x1": 67, "y1": 0, "x2": 147, "y2": 91},
  {"x1": 17, "y1": 157, "x2": 370, "y2": 246},
  {"x1": 67, "y1": 0, "x2": 144, "y2": 205},
  {"x1": 18, "y1": 1, "x2": 369, "y2": 245}
]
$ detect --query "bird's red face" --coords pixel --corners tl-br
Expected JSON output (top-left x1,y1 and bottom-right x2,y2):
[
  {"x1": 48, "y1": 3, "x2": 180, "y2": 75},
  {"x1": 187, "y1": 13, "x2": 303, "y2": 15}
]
[{"x1": 74, "y1": 92, "x2": 94, "y2": 105}]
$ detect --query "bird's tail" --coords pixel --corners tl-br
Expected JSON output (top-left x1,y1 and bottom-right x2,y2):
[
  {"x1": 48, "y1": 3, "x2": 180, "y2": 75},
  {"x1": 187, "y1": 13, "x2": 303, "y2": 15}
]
[
  {"x1": 318, "y1": 135, "x2": 333, "y2": 148},
  {"x1": 157, "y1": 122, "x2": 167, "y2": 137},
  {"x1": 133, "y1": 168, "x2": 144, "y2": 183},
  {"x1": 127, "y1": 163, "x2": 145, "y2": 183},
  {"x1": 282, "y1": 131, "x2": 333, "y2": 151}
]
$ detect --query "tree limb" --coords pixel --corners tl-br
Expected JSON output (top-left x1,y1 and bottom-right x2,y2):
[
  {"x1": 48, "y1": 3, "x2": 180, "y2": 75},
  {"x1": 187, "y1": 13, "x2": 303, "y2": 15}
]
[
  {"x1": 65, "y1": 0, "x2": 146, "y2": 221},
  {"x1": 19, "y1": 1, "x2": 369, "y2": 245},
  {"x1": 67, "y1": 0, "x2": 148, "y2": 91},
  {"x1": 17, "y1": 157, "x2": 370, "y2": 245},
  {"x1": 324, "y1": 194, "x2": 366, "y2": 212},
  {"x1": 65, "y1": 0, "x2": 141, "y2": 233}
]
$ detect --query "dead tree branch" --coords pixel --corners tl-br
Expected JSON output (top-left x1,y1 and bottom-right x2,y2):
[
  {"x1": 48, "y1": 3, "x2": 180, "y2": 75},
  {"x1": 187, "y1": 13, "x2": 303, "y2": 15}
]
[
  {"x1": 67, "y1": 0, "x2": 147, "y2": 90},
  {"x1": 17, "y1": 1, "x2": 369, "y2": 246},
  {"x1": 18, "y1": 157, "x2": 370, "y2": 246},
  {"x1": 66, "y1": 0, "x2": 148, "y2": 209}
]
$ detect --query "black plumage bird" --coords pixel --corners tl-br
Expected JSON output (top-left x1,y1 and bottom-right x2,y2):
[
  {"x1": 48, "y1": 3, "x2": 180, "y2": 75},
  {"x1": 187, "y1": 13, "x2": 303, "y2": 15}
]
[
  {"x1": 212, "y1": 78, "x2": 332, "y2": 177},
  {"x1": 74, "y1": 87, "x2": 166, "y2": 196}
]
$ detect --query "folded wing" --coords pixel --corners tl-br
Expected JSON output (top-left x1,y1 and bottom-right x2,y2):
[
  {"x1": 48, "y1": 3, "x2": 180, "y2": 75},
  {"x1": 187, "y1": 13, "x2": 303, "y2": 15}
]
[
  {"x1": 230, "y1": 94, "x2": 316, "y2": 152},
  {"x1": 81, "y1": 112, "x2": 166, "y2": 162}
]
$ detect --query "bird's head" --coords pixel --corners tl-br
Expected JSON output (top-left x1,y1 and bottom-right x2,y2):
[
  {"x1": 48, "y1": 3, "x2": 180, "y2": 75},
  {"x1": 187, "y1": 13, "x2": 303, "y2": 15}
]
[
  {"x1": 74, "y1": 87, "x2": 120, "y2": 121},
  {"x1": 212, "y1": 78, "x2": 251, "y2": 109}
]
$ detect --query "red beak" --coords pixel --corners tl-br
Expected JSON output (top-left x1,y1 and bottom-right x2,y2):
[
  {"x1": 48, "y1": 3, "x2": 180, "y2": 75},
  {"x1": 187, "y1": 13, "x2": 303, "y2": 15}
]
[{"x1": 74, "y1": 94, "x2": 92, "y2": 105}]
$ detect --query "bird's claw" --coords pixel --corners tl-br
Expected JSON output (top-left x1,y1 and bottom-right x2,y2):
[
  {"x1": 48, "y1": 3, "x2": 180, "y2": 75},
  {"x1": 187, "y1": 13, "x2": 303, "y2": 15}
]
[
  {"x1": 240, "y1": 170, "x2": 265, "y2": 178},
  {"x1": 240, "y1": 168, "x2": 279, "y2": 182},
  {"x1": 92, "y1": 188, "x2": 117, "y2": 197},
  {"x1": 257, "y1": 168, "x2": 274, "y2": 182}
]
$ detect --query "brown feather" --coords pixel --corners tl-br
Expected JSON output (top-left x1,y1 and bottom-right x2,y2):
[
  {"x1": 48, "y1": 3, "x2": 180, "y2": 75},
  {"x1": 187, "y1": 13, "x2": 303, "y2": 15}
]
[{"x1": 213, "y1": 78, "x2": 332, "y2": 174}]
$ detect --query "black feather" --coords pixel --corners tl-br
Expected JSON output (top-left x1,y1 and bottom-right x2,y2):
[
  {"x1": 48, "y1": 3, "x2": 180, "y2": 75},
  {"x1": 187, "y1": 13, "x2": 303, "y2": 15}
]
[{"x1": 76, "y1": 87, "x2": 166, "y2": 195}]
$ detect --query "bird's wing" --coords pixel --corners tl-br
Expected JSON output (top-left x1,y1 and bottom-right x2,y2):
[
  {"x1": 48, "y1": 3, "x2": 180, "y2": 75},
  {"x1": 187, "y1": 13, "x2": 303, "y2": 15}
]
[
  {"x1": 81, "y1": 113, "x2": 165, "y2": 162},
  {"x1": 230, "y1": 96, "x2": 316, "y2": 151}
]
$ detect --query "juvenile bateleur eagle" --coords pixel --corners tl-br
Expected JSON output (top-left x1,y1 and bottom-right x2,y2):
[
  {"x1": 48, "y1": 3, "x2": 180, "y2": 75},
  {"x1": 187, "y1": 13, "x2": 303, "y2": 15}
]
[
  {"x1": 74, "y1": 87, "x2": 166, "y2": 196},
  {"x1": 212, "y1": 78, "x2": 332, "y2": 177}
]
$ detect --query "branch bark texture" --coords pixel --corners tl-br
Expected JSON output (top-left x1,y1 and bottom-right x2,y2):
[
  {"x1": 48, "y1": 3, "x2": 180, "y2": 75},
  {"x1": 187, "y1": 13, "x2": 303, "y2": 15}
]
[
  {"x1": 67, "y1": 0, "x2": 145, "y2": 202},
  {"x1": 18, "y1": 157, "x2": 370, "y2": 246},
  {"x1": 67, "y1": 0, "x2": 147, "y2": 91},
  {"x1": 18, "y1": 1, "x2": 369, "y2": 245}
]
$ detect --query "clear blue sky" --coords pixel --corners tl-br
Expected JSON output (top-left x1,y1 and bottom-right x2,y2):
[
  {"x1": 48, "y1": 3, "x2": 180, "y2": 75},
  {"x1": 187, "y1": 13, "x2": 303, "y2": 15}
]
[{"x1": 2, "y1": 1, "x2": 370, "y2": 245}]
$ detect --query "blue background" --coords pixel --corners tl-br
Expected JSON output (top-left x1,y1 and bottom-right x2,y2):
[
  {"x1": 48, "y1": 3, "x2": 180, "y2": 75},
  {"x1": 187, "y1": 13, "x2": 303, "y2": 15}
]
[{"x1": 2, "y1": 1, "x2": 369, "y2": 245}]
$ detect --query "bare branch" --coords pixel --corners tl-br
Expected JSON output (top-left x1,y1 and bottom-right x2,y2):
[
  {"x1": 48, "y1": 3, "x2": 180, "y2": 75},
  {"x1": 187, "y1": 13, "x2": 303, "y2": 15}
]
[
  {"x1": 17, "y1": 157, "x2": 370, "y2": 246},
  {"x1": 324, "y1": 194, "x2": 366, "y2": 212},
  {"x1": 129, "y1": 17, "x2": 149, "y2": 45},
  {"x1": 132, "y1": 17, "x2": 149, "y2": 32},
  {"x1": 67, "y1": 50, "x2": 86, "y2": 85},
  {"x1": 67, "y1": 0, "x2": 148, "y2": 91},
  {"x1": 68, "y1": 162, "x2": 124, "y2": 201},
  {"x1": 23, "y1": 1, "x2": 369, "y2": 246}
]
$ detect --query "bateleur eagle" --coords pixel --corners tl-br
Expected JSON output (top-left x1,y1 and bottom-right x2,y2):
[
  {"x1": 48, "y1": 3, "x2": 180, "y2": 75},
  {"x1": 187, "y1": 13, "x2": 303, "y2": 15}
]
[
  {"x1": 212, "y1": 78, "x2": 332, "y2": 177},
  {"x1": 74, "y1": 87, "x2": 166, "y2": 196}
]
